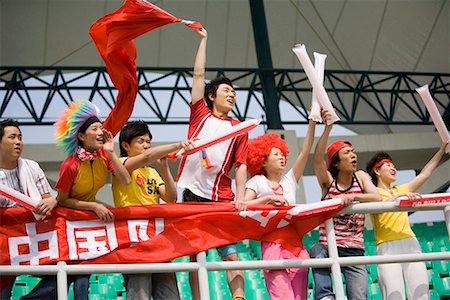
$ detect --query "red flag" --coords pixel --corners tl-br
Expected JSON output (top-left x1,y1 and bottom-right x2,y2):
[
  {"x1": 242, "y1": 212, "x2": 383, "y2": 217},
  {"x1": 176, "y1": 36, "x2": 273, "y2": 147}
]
[
  {"x1": 0, "y1": 202, "x2": 342, "y2": 266},
  {"x1": 89, "y1": 0, "x2": 203, "y2": 136}
]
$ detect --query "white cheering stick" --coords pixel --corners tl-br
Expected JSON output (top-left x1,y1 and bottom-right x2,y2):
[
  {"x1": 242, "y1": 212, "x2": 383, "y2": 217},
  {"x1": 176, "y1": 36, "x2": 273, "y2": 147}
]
[
  {"x1": 309, "y1": 52, "x2": 327, "y2": 122},
  {"x1": 0, "y1": 183, "x2": 46, "y2": 220},
  {"x1": 416, "y1": 85, "x2": 450, "y2": 153},
  {"x1": 293, "y1": 44, "x2": 340, "y2": 125},
  {"x1": 0, "y1": 183, "x2": 39, "y2": 210},
  {"x1": 167, "y1": 118, "x2": 261, "y2": 160}
]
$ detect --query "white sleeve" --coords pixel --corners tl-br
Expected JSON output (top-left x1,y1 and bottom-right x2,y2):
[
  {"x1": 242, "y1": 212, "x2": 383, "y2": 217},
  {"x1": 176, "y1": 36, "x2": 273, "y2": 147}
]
[
  {"x1": 245, "y1": 176, "x2": 259, "y2": 193},
  {"x1": 285, "y1": 169, "x2": 298, "y2": 188}
]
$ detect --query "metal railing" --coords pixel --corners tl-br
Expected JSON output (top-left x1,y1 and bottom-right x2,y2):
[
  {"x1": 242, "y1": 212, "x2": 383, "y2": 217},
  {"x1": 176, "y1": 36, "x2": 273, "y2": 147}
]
[
  {"x1": 1, "y1": 66, "x2": 449, "y2": 126},
  {"x1": 1, "y1": 201, "x2": 449, "y2": 300}
]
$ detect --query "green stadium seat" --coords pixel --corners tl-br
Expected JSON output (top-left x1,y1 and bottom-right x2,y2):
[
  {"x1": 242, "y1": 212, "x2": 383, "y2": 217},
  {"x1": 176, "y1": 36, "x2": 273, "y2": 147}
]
[
  {"x1": 89, "y1": 274, "x2": 99, "y2": 283},
  {"x1": 364, "y1": 242, "x2": 376, "y2": 256},
  {"x1": 413, "y1": 223, "x2": 431, "y2": 235},
  {"x1": 247, "y1": 278, "x2": 266, "y2": 290},
  {"x1": 207, "y1": 249, "x2": 220, "y2": 262},
  {"x1": 432, "y1": 260, "x2": 449, "y2": 277},
  {"x1": 88, "y1": 294, "x2": 102, "y2": 300},
  {"x1": 209, "y1": 270, "x2": 227, "y2": 282},
  {"x1": 11, "y1": 284, "x2": 28, "y2": 299},
  {"x1": 432, "y1": 276, "x2": 450, "y2": 298},
  {"x1": 368, "y1": 283, "x2": 382, "y2": 300},
  {"x1": 364, "y1": 229, "x2": 375, "y2": 243},
  {"x1": 310, "y1": 230, "x2": 320, "y2": 240},
  {"x1": 178, "y1": 280, "x2": 192, "y2": 298},
  {"x1": 367, "y1": 264, "x2": 378, "y2": 278},
  {"x1": 429, "y1": 289, "x2": 440, "y2": 300},
  {"x1": 420, "y1": 240, "x2": 434, "y2": 253},
  {"x1": 248, "y1": 240, "x2": 262, "y2": 260},
  {"x1": 244, "y1": 270, "x2": 261, "y2": 281},
  {"x1": 307, "y1": 288, "x2": 314, "y2": 300},
  {"x1": 211, "y1": 287, "x2": 231, "y2": 300},
  {"x1": 238, "y1": 252, "x2": 253, "y2": 261},
  {"x1": 431, "y1": 222, "x2": 447, "y2": 232},
  {"x1": 308, "y1": 269, "x2": 314, "y2": 289},
  {"x1": 253, "y1": 288, "x2": 270, "y2": 300},
  {"x1": 368, "y1": 272, "x2": 378, "y2": 284},
  {"x1": 180, "y1": 291, "x2": 192, "y2": 300},
  {"x1": 428, "y1": 269, "x2": 435, "y2": 289}
]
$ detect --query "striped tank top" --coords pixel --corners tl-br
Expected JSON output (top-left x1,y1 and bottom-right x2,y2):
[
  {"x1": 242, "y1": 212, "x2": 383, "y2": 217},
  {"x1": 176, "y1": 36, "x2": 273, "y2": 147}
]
[{"x1": 319, "y1": 174, "x2": 365, "y2": 249}]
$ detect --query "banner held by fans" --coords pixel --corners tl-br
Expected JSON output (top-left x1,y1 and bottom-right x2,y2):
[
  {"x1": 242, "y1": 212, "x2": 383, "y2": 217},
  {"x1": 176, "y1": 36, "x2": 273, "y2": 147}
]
[{"x1": 0, "y1": 200, "x2": 342, "y2": 266}]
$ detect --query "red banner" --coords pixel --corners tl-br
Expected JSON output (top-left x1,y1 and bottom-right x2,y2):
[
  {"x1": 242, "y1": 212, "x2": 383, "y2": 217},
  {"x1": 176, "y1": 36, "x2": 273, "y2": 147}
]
[{"x1": 0, "y1": 201, "x2": 342, "y2": 266}]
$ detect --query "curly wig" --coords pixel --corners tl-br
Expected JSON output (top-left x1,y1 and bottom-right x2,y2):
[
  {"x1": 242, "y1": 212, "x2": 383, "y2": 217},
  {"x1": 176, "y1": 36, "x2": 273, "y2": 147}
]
[
  {"x1": 54, "y1": 100, "x2": 101, "y2": 156},
  {"x1": 247, "y1": 133, "x2": 289, "y2": 177}
]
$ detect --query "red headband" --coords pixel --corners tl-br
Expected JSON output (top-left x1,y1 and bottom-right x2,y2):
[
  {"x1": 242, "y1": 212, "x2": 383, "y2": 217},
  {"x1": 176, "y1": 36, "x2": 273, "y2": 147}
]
[
  {"x1": 326, "y1": 140, "x2": 352, "y2": 170},
  {"x1": 371, "y1": 159, "x2": 394, "y2": 173}
]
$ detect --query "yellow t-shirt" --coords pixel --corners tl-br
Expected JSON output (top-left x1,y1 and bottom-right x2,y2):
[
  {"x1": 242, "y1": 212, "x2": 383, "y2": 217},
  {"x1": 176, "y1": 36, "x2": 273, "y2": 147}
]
[
  {"x1": 70, "y1": 157, "x2": 110, "y2": 202},
  {"x1": 112, "y1": 157, "x2": 164, "y2": 207},
  {"x1": 371, "y1": 184, "x2": 415, "y2": 245}
]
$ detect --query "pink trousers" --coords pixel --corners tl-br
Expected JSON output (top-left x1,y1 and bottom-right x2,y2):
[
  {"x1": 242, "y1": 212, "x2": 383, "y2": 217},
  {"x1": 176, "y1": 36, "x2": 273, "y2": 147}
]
[{"x1": 262, "y1": 242, "x2": 310, "y2": 300}]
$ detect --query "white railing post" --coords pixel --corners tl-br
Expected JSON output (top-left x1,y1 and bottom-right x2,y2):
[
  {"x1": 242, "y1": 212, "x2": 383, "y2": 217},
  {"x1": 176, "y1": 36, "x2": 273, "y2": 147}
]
[
  {"x1": 444, "y1": 206, "x2": 450, "y2": 240},
  {"x1": 196, "y1": 251, "x2": 210, "y2": 300},
  {"x1": 325, "y1": 218, "x2": 345, "y2": 299},
  {"x1": 57, "y1": 261, "x2": 68, "y2": 300}
]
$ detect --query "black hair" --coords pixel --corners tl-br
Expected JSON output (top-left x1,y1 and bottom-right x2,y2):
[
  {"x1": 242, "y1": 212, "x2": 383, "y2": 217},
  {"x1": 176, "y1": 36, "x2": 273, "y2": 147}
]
[
  {"x1": 78, "y1": 116, "x2": 101, "y2": 134},
  {"x1": 366, "y1": 152, "x2": 393, "y2": 186},
  {"x1": 204, "y1": 76, "x2": 233, "y2": 110},
  {"x1": 119, "y1": 121, "x2": 152, "y2": 157},
  {"x1": 0, "y1": 119, "x2": 21, "y2": 141},
  {"x1": 329, "y1": 141, "x2": 353, "y2": 179}
]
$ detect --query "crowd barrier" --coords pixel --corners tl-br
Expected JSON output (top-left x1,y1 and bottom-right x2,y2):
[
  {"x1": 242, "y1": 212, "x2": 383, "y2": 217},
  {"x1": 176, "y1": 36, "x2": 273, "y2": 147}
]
[{"x1": 1, "y1": 200, "x2": 449, "y2": 300}]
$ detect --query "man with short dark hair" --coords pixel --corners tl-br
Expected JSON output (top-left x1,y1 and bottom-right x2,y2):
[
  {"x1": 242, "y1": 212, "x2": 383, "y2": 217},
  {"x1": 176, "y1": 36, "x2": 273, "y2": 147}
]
[
  {"x1": 0, "y1": 119, "x2": 58, "y2": 300},
  {"x1": 176, "y1": 29, "x2": 247, "y2": 300},
  {"x1": 112, "y1": 120, "x2": 193, "y2": 300}
]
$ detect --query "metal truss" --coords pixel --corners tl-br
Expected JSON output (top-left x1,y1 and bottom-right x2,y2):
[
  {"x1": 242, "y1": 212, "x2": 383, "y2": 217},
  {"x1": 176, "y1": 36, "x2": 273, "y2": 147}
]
[{"x1": 1, "y1": 66, "x2": 449, "y2": 127}]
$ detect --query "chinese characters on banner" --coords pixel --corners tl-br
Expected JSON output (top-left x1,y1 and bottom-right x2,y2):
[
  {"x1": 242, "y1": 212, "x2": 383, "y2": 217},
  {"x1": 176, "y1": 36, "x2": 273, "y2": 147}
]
[{"x1": 0, "y1": 201, "x2": 342, "y2": 266}]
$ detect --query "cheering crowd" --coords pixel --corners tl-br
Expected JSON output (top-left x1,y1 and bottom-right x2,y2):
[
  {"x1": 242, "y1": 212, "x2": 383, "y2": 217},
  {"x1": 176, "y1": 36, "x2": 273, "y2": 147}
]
[{"x1": 1, "y1": 23, "x2": 449, "y2": 300}]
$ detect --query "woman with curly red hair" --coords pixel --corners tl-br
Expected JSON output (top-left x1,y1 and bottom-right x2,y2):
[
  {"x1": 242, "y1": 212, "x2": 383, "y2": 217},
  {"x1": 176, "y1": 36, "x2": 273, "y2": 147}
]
[{"x1": 243, "y1": 114, "x2": 322, "y2": 300}]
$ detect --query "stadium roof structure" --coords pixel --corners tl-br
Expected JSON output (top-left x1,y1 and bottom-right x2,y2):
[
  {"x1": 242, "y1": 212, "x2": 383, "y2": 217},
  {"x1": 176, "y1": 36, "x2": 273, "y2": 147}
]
[{"x1": 2, "y1": 0, "x2": 449, "y2": 135}]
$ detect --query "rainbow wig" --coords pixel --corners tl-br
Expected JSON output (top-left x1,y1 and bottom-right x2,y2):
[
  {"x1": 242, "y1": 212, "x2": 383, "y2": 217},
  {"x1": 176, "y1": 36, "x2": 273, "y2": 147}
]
[
  {"x1": 247, "y1": 133, "x2": 289, "y2": 177},
  {"x1": 54, "y1": 100, "x2": 101, "y2": 156}
]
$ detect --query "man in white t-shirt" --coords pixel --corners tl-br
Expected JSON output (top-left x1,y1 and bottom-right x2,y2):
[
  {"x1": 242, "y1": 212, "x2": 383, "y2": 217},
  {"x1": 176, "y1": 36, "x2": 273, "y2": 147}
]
[
  {"x1": 176, "y1": 29, "x2": 247, "y2": 300},
  {"x1": 0, "y1": 119, "x2": 58, "y2": 300}
]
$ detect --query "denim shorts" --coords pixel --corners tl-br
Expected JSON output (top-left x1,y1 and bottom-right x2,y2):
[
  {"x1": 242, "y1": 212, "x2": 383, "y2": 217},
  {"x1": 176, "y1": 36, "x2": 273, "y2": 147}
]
[{"x1": 217, "y1": 244, "x2": 238, "y2": 257}]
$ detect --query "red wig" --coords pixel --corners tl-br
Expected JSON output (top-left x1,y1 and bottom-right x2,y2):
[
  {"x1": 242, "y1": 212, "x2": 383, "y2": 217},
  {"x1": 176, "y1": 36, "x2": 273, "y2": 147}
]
[{"x1": 247, "y1": 133, "x2": 289, "y2": 177}]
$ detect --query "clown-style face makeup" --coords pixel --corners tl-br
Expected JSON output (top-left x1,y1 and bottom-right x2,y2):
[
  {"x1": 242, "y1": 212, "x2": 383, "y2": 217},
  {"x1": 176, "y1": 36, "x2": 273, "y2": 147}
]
[{"x1": 77, "y1": 122, "x2": 104, "y2": 152}]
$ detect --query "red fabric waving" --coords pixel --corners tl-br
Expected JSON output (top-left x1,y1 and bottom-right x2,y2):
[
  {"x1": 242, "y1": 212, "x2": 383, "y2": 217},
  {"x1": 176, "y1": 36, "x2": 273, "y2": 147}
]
[
  {"x1": 0, "y1": 202, "x2": 341, "y2": 266},
  {"x1": 89, "y1": 0, "x2": 203, "y2": 136}
]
